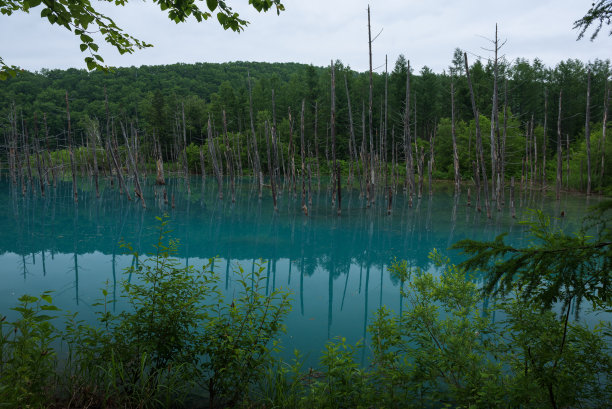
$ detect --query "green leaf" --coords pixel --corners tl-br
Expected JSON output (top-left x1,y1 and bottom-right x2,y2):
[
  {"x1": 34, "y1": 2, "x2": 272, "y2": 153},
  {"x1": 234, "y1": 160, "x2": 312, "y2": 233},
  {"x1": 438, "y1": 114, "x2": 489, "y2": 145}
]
[
  {"x1": 80, "y1": 43, "x2": 87, "y2": 52},
  {"x1": 41, "y1": 294, "x2": 52, "y2": 304},
  {"x1": 80, "y1": 34, "x2": 93, "y2": 43},
  {"x1": 85, "y1": 57, "x2": 96, "y2": 70},
  {"x1": 33, "y1": 314, "x2": 56, "y2": 322},
  {"x1": 206, "y1": 0, "x2": 218, "y2": 11},
  {"x1": 217, "y1": 12, "x2": 226, "y2": 25},
  {"x1": 18, "y1": 295, "x2": 38, "y2": 303}
]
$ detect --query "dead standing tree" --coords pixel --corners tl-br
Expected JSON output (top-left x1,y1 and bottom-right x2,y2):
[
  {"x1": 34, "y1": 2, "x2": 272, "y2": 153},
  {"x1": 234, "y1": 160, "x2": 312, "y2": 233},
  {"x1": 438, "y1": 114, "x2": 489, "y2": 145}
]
[
  {"x1": 451, "y1": 75, "x2": 460, "y2": 193},
  {"x1": 600, "y1": 84, "x2": 609, "y2": 192},
  {"x1": 556, "y1": 90, "x2": 563, "y2": 200},
  {"x1": 464, "y1": 53, "x2": 491, "y2": 218},
  {"x1": 247, "y1": 72, "x2": 264, "y2": 198},
  {"x1": 585, "y1": 70, "x2": 592, "y2": 195},
  {"x1": 65, "y1": 91, "x2": 78, "y2": 203}
]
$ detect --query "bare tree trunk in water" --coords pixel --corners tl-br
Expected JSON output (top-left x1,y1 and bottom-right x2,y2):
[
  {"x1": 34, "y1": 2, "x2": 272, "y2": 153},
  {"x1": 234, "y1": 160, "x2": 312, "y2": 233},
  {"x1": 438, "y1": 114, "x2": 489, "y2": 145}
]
[
  {"x1": 585, "y1": 70, "x2": 592, "y2": 195},
  {"x1": 367, "y1": 6, "x2": 375, "y2": 188},
  {"x1": 600, "y1": 85, "x2": 609, "y2": 193},
  {"x1": 542, "y1": 88, "x2": 548, "y2": 187},
  {"x1": 451, "y1": 78, "x2": 460, "y2": 193},
  {"x1": 464, "y1": 53, "x2": 490, "y2": 217},
  {"x1": 65, "y1": 91, "x2": 78, "y2": 203},
  {"x1": 556, "y1": 90, "x2": 563, "y2": 200}
]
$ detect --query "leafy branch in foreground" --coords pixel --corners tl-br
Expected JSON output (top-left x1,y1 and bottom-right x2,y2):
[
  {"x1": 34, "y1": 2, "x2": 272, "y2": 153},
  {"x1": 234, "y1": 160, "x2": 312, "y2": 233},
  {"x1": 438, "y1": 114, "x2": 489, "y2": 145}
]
[
  {"x1": 574, "y1": 0, "x2": 612, "y2": 40},
  {"x1": 0, "y1": 0, "x2": 285, "y2": 76},
  {"x1": 452, "y1": 201, "x2": 612, "y2": 314}
]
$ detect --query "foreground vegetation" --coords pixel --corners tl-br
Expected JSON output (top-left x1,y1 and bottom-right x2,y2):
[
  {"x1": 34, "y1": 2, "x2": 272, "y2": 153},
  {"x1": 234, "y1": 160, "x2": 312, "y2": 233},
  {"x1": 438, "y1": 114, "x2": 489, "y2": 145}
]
[{"x1": 1, "y1": 204, "x2": 611, "y2": 408}]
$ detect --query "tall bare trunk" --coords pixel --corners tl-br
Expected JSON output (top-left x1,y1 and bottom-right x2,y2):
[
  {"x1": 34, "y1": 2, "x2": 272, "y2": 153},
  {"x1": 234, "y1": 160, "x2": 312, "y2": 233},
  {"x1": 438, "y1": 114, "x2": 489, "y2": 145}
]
[
  {"x1": 405, "y1": 60, "x2": 414, "y2": 196},
  {"x1": 122, "y1": 123, "x2": 145, "y2": 208},
  {"x1": 384, "y1": 55, "x2": 389, "y2": 190},
  {"x1": 367, "y1": 5, "x2": 375, "y2": 187},
  {"x1": 556, "y1": 90, "x2": 563, "y2": 200},
  {"x1": 222, "y1": 110, "x2": 235, "y2": 202},
  {"x1": 247, "y1": 72, "x2": 263, "y2": 197},
  {"x1": 451, "y1": 78, "x2": 460, "y2": 193},
  {"x1": 208, "y1": 118, "x2": 223, "y2": 200},
  {"x1": 265, "y1": 120, "x2": 277, "y2": 211},
  {"x1": 331, "y1": 60, "x2": 337, "y2": 203},
  {"x1": 500, "y1": 79, "x2": 508, "y2": 203},
  {"x1": 181, "y1": 102, "x2": 191, "y2": 195},
  {"x1": 489, "y1": 24, "x2": 500, "y2": 196},
  {"x1": 300, "y1": 100, "x2": 308, "y2": 215},
  {"x1": 345, "y1": 75, "x2": 361, "y2": 193},
  {"x1": 65, "y1": 91, "x2": 78, "y2": 203},
  {"x1": 585, "y1": 71, "x2": 592, "y2": 195},
  {"x1": 464, "y1": 53, "x2": 490, "y2": 217},
  {"x1": 543, "y1": 88, "x2": 548, "y2": 186},
  {"x1": 600, "y1": 85, "x2": 609, "y2": 192}
]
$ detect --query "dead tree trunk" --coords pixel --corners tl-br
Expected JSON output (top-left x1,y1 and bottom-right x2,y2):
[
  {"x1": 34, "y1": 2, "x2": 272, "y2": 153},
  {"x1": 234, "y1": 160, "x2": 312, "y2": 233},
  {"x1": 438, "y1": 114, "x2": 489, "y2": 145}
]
[
  {"x1": 489, "y1": 25, "x2": 500, "y2": 197},
  {"x1": 222, "y1": 110, "x2": 235, "y2": 202},
  {"x1": 122, "y1": 123, "x2": 145, "y2": 208},
  {"x1": 566, "y1": 133, "x2": 570, "y2": 189},
  {"x1": 500, "y1": 79, "x2": 508, "y2": 203},
  {"x1": 65, "y1": 91, "x2": 78, "y2": 203},
  {"x1": 367, "y1": 6, "x2": 375, "y2": 188},
  {"x1": 33, "y1": 114, "x2": 45, "y2": 197},
  {"x1": 109, "y1": 127, "x2": 132, "y2": 201},
  {"x1": 600, "y1": 85, "x2": 609, "y2": 192},
  {"x1": 556, "y1": 90, "x2": 563, "y2": 200},
  {"x1": 345, "y1": 75, "x2": 361, "y2": 193},
  {"x1": 22, "y1": 119, "x2": 33, "y2": 192},
  {"x1": 199, "y1": 146, "x2": 206, "y2": 185},
  {"x1": 384, "y1": 55, "x2": 389, "y2": 191},
  {"x1": 464, "y1": 53, "x2": 490, "y2": 217},
  {"x1": 473, "y1": 160, "x2": 481, "y2": 212},
  {"x1": 288, "y1": 107, "x2": 296, "y2": 196},
  {"x1": 181, "y1": 102, "x2": 191, "y2": 195},
  {"x1": 405, "y1": 60, "x2": 415, "y2": 196},
  {"x1": 248, "y1": 71, "x2": 263, "y2": 197},
  {"x1": 451, "y1": 78, "x2": 460, "y2": 193},
  {"x1": 156, "y1": 135, "x2": 166, "y2": 186},
  {"x1": 337, "y1": 163, "x2": 342, "y2": 216},
  {"x1": 89, "y1": 122, "x2": 100, "y2": 198},
  {"x1": 543, "y1": 88, "x2": 548, "y2": 187},
  {"x1": 300, "y1": 100, "x2": 308, "y2": 215},
  {"x1": 585, "y1": 71, "x2": 592, "y2": 195},
  {"x1": 208, "y1": 118, "x2": 223, "y2": 200},
  {"x1": 271, "y1": 89, "x2": 280, "y2": 189},
  {"x1": 331, "y1": 60, "x2": 337, "y2": 205},
  {"x1": 314, "y1": 101, "x2": 320, "y2": 178},
  {"x1": 265, "y1": 120, "x2": 277, "y2": 211}
]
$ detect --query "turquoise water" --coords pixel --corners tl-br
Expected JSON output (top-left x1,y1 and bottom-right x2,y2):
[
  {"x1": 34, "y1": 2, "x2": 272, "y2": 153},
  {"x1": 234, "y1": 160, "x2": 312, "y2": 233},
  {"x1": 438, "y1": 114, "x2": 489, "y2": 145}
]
[{"x1": 0, "y1": 176, "x2": 595, "y2": 363}]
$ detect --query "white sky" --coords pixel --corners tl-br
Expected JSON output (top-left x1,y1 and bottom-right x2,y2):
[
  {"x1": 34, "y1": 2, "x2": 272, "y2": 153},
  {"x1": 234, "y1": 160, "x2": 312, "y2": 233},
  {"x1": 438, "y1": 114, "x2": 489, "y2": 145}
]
[{"x1": 1, "y1": 0, "x2": 610, "y2": 74}]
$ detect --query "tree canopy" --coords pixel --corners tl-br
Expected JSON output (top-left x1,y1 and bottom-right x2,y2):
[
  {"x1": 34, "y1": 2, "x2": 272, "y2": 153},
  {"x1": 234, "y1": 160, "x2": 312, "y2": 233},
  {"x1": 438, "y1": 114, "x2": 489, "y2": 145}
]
[{"x1": 0, "y1": 0, "x2": 285, "y2": 79}]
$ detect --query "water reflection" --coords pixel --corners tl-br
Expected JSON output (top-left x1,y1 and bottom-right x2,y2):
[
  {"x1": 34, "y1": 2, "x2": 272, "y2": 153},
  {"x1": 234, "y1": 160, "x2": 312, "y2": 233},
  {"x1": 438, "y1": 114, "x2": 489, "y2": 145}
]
[{"x1": 0, "y1": 176, "x2": 593, "y2": 362}]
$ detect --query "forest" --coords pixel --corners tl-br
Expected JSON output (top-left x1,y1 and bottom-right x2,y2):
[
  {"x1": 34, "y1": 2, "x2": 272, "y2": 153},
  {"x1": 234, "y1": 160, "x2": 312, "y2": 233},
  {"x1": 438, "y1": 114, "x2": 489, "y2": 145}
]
[{"x1": 0, "y1": 52, "x2": 610, "y2": 200}]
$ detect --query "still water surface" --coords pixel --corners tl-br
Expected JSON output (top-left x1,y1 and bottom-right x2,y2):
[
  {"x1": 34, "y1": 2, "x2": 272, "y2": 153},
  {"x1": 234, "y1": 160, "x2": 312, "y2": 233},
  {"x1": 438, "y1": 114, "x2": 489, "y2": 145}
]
[{"x1": 0, "y1": 177, "x2": 596, "y2": 363}]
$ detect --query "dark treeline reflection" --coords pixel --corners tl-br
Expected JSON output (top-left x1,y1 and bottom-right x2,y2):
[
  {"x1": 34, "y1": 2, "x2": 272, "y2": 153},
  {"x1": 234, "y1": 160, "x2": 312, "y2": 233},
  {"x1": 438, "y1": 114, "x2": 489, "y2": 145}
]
[{"x1": 2, "y1": 176, "x2": 587, "y2": 276}]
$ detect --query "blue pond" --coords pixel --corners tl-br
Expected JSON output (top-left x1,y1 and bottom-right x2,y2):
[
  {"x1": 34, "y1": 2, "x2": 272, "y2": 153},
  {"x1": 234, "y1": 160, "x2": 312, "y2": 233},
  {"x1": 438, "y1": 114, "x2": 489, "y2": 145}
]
[{"x1": 0, "y1": 176, "x2": 595, "y2": 363}]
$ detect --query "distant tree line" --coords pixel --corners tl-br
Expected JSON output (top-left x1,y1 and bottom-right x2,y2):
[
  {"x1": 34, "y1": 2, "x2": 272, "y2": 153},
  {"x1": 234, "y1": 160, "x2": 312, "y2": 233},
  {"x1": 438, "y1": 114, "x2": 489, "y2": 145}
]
[{"x1": 0, "y1": 55, "x2": 610, "y2": 191}]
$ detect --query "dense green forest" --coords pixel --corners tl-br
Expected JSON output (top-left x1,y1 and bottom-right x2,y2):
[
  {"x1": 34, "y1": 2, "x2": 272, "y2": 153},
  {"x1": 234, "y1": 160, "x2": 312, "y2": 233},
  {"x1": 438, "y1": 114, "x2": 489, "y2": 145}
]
[{"x1": 0, "y1": 56, "x2": 610, "y2": 192}]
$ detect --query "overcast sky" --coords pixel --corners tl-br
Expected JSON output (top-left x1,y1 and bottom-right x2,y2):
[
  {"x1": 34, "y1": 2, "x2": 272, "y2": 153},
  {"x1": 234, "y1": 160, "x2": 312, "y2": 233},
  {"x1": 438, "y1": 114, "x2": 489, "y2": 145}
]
[{"x1": 1, "y1": 0, "x2": 610, "y2": 74}]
